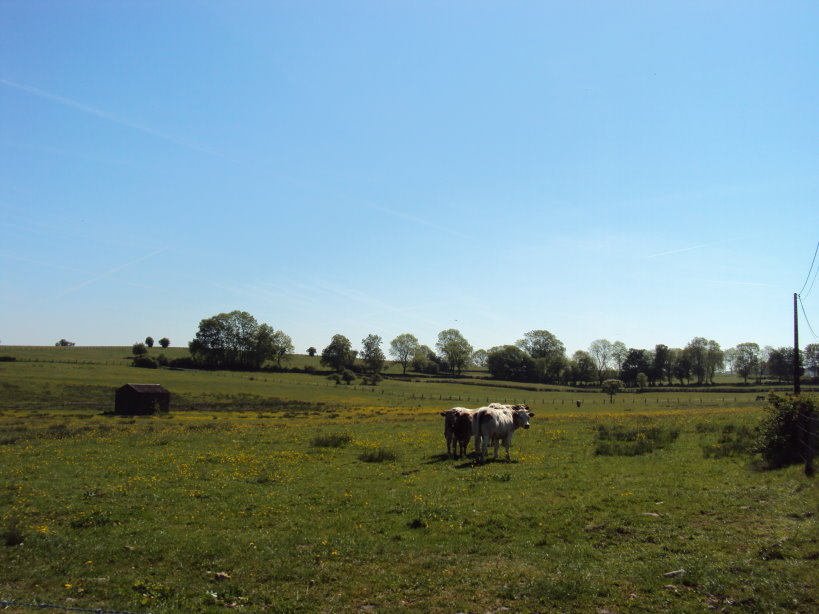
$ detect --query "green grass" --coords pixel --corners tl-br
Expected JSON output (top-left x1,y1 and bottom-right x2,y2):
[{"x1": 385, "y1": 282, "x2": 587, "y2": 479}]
[{"x1": 0, "y1": 348, "x2": 817, "y2": 613}]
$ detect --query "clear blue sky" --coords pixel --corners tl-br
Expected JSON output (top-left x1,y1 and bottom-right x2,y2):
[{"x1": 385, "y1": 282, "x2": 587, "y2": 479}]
[{"x1": 1, "y1": 1, "x2": 817, "y2": 356}]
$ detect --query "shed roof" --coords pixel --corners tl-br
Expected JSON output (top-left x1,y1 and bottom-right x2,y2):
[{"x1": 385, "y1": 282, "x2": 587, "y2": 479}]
[{"x1": 117, "y1": 383, "x2": 170, "y2": 394}]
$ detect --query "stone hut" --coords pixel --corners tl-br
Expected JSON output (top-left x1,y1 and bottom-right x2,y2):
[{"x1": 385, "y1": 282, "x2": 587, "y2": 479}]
[{"x1": 114, "y1": 383, "x2": 170, "y2": 415}]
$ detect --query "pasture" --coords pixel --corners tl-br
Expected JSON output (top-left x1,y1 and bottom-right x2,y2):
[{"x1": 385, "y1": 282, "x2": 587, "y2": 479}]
[{"x1": 0, "y1": 350, "x2": 817, "y2": 613}]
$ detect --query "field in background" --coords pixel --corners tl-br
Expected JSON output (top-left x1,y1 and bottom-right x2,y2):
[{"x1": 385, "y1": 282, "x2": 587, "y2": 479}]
[{"x1": 1, "y1": 348, "x2": 817, "y2": 613}]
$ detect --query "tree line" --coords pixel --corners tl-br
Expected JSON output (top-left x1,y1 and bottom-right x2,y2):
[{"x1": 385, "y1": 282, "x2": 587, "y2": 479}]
[{"x1": 182, "y1": 311, "x2": 819, "y2": 386}]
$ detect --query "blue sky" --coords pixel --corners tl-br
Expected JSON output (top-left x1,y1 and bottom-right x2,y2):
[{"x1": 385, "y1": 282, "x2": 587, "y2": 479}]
[{"x1": 1, "y1": 1, "x2": 817, "y2": 356}]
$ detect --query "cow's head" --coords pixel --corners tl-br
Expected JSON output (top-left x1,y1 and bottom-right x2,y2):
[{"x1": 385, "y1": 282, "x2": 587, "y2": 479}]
[{"x1": 512, "y1": 407, "x2": 534, "y2": 429}]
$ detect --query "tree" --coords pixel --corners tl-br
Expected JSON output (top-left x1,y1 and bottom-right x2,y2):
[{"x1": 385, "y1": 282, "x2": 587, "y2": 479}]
[
  {"x1": 389, "y1": 334, "x2": 420, "y2": 375},
  {"x1": 651, "y1": 344, "x2": 672, "y2": 385},
  {"x1": 569, "y1": 350, "x2": 596, "y2": 386},
  {"x1": 320, "y1": 334, "x2": 355, "y2": 372},
  {"x1": 588, "y1": 339, "x2": 613, "y2": 383},
  {"x1": 517, "y1": 330, "x2": 567, "y2": 384},
  {"x1": 621, "y1": 349, "x2": 650, "y2": 387},
  {"x1": 188, "y1": 310, "x2": 290, "y2": 370},
  {"x1": 517, "y1": 330, "x2": 565, "y2": 360},
  {"x1": 486, "y1": 345, "x2": 536, "y2": 382},
  {"x1": 766, "y1": 347, "x2": 800, "y2": 383},
  {"x1": 159, "y1": 337, "x2": 170, "y2": 349},
  {"x1": 804, "y1": 343, "x2": 819, "y2": 378},
  {"x1": 436, "y1": 329, "x2": 473, "y2": 375},
  {"x1": 733, "y1": 342, "x2": 761, "y2": 384},
  {"x1": 145, "y1": 336, "x2": 154, "y2": 348},
  {"x1": 705, "y1": 340, "x2": 724, "y2": 384},
  {"x1": 670, "y1": 348, "x2": 691, "y2": 385},
  {"x1": 685, "y1": 337, "x2": 709, "y2": 384},
  {"x1": 471, "y1": 349, "x2": 488, "y2": 368},
  {"x1": 361, "y1": 334, "x2": 386, "y2": 374},
  {"x1": 307, "y1": 347, "x2": 317, "y2": 357},
  {"x1": 611, "y1": 341, "x2": 628, "y2": 376},
  {"x1": 636, "y1": 372, "x2": 649, "y2": 391},
  {"x1": 257, "y1": 326, "x2": 294, "y2": 367},
  {"x1": 411, "y1": 345, "x2": 441, "y2": 374},
  {"x1": 55, "y1": 339, "x2": 75, "y2": 347},
  {"x1": 132, "y1": 342, "x2": 148, "y2": 356},
  {"x1": 601, "y1": 379, "x2": 624, "y2": 403}
]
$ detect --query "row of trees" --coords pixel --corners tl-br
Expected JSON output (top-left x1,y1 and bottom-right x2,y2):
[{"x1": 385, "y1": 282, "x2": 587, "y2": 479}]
[
  {"x1": 188, "y1": 311, "x2": 294, "y2": 370},
  {"x1": 187, "y1": 312, "x2": 818, "y2": 386}
]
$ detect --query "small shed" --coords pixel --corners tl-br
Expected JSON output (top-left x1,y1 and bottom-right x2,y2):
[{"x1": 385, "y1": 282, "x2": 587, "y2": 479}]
[{"x1": 114, "y1": 383, "x2": 170, "y2": 415}]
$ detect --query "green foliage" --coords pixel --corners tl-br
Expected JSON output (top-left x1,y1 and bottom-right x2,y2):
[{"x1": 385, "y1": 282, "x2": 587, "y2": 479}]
[
  {"x1": 311, "y1": 433, "x2": 353, "y2": 448},
  {"x1": 361, "y1": 373, "x2": 383, "y2": 386},
  {"x1": 487, "y1": 345, "x2": 536, "y2": 382},
  {"x1": 389, "y1": 333, "x2": 420, "y2": 374},
  {"x1": 320, "y1": 334, "x2": 355, "y2": 372},
  {"x1": 131, "y1": 342, "x2": 148, "y2": 356},
  {"x1": 594, "y1": 424, "x2": 680, "y2": 456},
  {"x1": 601, "y1": 379, "x2": 624, "y2": 402},
  {"x1": 145, "y1": 336, "x2": 154, "y2": 348},
  {"x1": 358, "y1": 448, "x2": 397, "y2": 463},
  {"x1": 189, "y1": 311, "x2": 292, "y2": 370},
  {"x1": 436, "y1": 329, "x2": 473, "y2": 375},
  {"x1": 132, "y1": 355, "x2": 159, "y2": 369},
  {"x1": 360, "y1": 334, "x2": 386, "y2": 374},
  {"x1": 340, "y1": 369, "x2": 357, "y2": 385},
  {"x1": 754, "y1": 392, "x2": 815, "y2": 468},
  {"x1": 159, "y1": 337, "x2": 170, "y2": 349},
  {"x1": 702, "y1": 424, "x2": 756, "y2": 458}
]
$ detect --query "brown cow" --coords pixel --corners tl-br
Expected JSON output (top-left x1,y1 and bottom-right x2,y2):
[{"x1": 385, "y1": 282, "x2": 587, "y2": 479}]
[{"x1": 440, "y1": 407, "x2": 474, "y2": 458}]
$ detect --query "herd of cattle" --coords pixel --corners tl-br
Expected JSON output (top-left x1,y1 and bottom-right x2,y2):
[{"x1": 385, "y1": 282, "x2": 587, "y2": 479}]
[{"x1": 440, "y1": 403, "x2": 535, "y2": 463}]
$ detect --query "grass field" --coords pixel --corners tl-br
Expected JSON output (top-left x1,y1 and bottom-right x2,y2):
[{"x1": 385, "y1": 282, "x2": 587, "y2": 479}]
[{"x1": 1, "y1": 348, "x2": 817, "y2": 613}]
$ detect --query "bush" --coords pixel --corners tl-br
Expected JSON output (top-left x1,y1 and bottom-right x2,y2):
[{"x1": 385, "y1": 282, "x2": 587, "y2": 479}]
[
  {"x1": 133, "y1": 356, "x2": 159, "y2": 369},
  {"x1": 702, "y1": 424, "x2": 756, "y2": 458},
  {"x1": 311, "y1": 433, "x2": 353, "y2": 448},
  {"x1": 0, "y1": 356, "x2": 16, "y2": 362},
  {"x1": 132, "y1": 343, "x2": 149, "y2": 356},
  {"x1": 754, "y1": 393, "x2": 815, "y2": 469},
  {"x1": 168, "y1": 357, "x2": 197, "y2": 369},
  {"x1": 359, "y1": 449, "x2": 397, "y2": 463},
  {"x1": 594, "y1": 424, "x2": 680, "y2": 456},
  {"x1": 361, "y1": 373, "x2": 382, "y2": 386}
]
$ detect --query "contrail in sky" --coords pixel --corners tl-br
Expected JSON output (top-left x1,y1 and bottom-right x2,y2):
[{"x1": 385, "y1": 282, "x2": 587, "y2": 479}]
[
  {"x1": 57, "y1": 247, "x2": 169, "y2": 297},
  {"x1": 646, "y1": 233, "x2": 766, "y2": 259},
  {"x1": 646, "y1": 242, "x2": 717, "y2": 259},
  {"x1": 0, "y1": 77, "x2": 217, "y2": 156},
  {"x1": 1, "y1": 77, "x2": 465, "y2": 237}
]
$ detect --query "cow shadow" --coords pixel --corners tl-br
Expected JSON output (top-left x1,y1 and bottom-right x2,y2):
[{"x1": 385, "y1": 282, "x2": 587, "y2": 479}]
[{"x1": 425, "y1": 453, "x2": 519, "y2": 469}]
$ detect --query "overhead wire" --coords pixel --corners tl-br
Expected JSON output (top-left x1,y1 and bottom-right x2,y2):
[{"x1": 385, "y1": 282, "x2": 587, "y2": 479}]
[
  {"x1": 804, "y1": 260, "x2": 819, "y2": 300},
  {"x1": 798, "y1": 241, "x2": 819, "y2": 296},
  {"x1": 799, "y1": 296, "x2": 819, "y2": 340}
]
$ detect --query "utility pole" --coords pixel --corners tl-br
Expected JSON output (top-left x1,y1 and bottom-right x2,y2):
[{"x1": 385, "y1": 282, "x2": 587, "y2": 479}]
[
  {"x1": 794, "y1": 292, "x2": 815, "y2": 476},
  {"x1": 794, "y1": 293, "x2": 801, "y2": 396}
]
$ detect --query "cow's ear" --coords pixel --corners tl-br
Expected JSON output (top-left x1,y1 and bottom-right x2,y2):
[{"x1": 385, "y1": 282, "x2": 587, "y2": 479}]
[
  {"x1": 440, "y1": 411, "x2": 447, "y2": 416},
  {"x1": 528, "y1": 412, "x2": 535, "y2": 417}
]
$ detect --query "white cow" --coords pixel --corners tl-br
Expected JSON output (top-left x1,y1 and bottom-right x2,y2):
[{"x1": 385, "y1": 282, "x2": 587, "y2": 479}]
[{"x1": 473, "y1": 404, "x2": 534, "y2": 463}]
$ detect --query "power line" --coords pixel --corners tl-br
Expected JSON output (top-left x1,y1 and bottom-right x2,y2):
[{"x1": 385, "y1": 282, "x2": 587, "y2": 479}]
[
  {"x1": 799, "y1": 296, "x2": 819, "y2": 340},
  {"x1": 804, "y1": 260, "x2": 819, "y2": 300},
  {"x1": 798, "y1": 241, "x2": 819, "y2": 296}
]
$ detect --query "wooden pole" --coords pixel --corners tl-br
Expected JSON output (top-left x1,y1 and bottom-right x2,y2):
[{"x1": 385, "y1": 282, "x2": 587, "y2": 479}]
[{"x1": 794, "y1": 293, "x2": 801, "y2": 396}]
